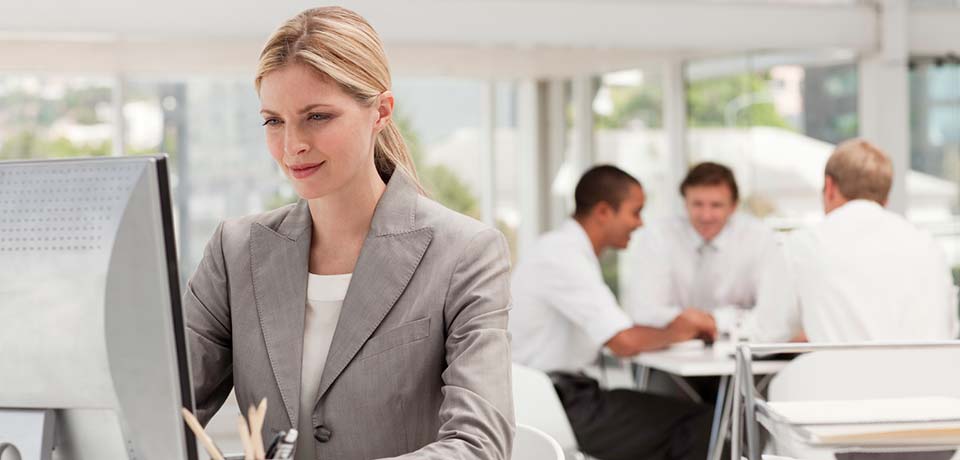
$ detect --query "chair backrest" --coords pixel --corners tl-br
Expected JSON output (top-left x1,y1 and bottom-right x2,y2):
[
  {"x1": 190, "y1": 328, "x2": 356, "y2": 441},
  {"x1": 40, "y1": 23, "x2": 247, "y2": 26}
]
[
  {"x1": 511, "y1": 364, "x2": 579, "y2": 452},
  {"x1": 757, "y1": 346, "x2": 960, "y2": 460},
  {"x1": 513, "y1": 424, "x2": 565, "y2": 460},
  {"x1": 768, "y1": 348, "x2": 960, "y2": 402}
]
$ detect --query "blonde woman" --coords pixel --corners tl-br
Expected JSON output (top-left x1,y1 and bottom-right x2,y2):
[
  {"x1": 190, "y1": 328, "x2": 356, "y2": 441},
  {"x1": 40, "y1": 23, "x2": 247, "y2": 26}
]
[{"x1": 185, "y1": 7, "x2": 514, "y2": 460}]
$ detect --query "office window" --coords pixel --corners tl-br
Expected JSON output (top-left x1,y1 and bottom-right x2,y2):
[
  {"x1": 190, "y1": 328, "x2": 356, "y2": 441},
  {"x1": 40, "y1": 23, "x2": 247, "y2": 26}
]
[
  {"x1": 594, "y1": 68, "x2": 667, "y2": 215},
  {"x1": 909, "y1": 61, "x2": 960, "y2": 274},
  {"x1": 0, "y1": 74, "x2": 115, "y2": 160},
  {"x1": 393, "y1": 77, "x2": 483, "y2": 220},
  {"x1": 493, "y1": 81, "x2": 521, "y2": 259},
  {"x1": 0, "y1": 72, "x2": 557, "y2": 273},
  {"x1": 684, "y1": 53, "x2": 859, "y2": 228},
  {"x1": 395, "y1": 78, "x2": 523, "y2": 258},
  {"x1": 124, "y1": 78, "x2": 279, "y2": 277},
  {"x1": 593, "y1": 68, "x2": 665, "y2": 297}
]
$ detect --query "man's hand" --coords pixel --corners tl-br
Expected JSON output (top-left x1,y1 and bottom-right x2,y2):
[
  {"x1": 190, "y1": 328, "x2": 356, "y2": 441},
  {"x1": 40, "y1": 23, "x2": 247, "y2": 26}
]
[
  {"x1": 665, "y1": 312, "x2": 700, "y2": 342},
  {"x1": 606, "y1": 309, "x2": 720, "y2": 357},
  {"x1": 671, "y1": 308, "x2": 718, "y2": 343}
]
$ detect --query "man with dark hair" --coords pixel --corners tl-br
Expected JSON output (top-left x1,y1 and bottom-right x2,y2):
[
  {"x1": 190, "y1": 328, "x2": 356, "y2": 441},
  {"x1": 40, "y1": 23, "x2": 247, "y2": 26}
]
[
  {"x1": 511, "y1": 165, "x2": 716, "y2": 460},
  {"x1": 573, "y1": 165, "x2": 644, "y2": 218},
  {"x1": 623, "y1": 162, "x2": 792, "y2": 344},
  {"x1": 680, "y1": 162, "x2": 740, "y2": 204}
]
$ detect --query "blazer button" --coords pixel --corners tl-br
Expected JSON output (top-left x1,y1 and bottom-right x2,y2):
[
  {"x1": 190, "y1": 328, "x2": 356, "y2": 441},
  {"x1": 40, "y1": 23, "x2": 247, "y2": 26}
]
[{"x1": 314, "y1": 426, "x2": 333, "y2": 443}]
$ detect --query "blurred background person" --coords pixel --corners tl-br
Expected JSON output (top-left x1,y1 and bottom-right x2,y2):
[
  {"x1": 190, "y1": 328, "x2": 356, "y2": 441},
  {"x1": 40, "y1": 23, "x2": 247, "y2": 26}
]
[
  {"x1": 754, "y1": 139, "x2": 959, "y2": 343},
  {"x1": 511, "y1": 165, "x2": 717, "y2": 460}
]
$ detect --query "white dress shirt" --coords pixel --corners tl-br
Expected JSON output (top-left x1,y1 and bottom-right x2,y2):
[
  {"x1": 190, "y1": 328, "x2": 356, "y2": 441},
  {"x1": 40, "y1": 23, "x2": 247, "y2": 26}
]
[
  {"x1": 510, "y1": 219, "x2": 633, "y2": 373},
  {"x1": 297, "y1": 272, "x2": 351, "y2": 460},
  {"x1": 622, "y1": 212, "x2": 793, "y2": 330},
  {"x1": 753, "y1": 200, "x2": 959, "y2": 343}
]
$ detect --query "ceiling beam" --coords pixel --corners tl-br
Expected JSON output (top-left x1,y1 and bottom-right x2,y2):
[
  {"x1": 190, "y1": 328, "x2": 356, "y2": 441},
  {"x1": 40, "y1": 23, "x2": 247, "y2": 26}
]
[
  {"x1": 11, "y1": 2, "x2": 960, "y2": 78},
  {"x1": 0, "y1": 1, "x2": 878, "y2": 52},
  {"x1": 909, "y1": 8, "x2": 960, "y2": 56}
]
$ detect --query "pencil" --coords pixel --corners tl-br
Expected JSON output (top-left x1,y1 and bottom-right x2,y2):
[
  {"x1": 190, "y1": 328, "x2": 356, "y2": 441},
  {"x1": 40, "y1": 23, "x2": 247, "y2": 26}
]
[
  {"x1": 250, "y1": 398, "x2": 267, "y2": 460},
  {"x1": 181, "y1": 408, "x2": 225, "y2": 460},
  {"x1": 238, "y1": 415, "x2": 254, "y2": 460}
]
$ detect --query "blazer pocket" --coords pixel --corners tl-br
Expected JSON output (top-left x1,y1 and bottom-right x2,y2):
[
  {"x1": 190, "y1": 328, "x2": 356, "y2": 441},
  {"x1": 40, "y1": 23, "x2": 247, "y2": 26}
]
[{"x1": 356, "y1": 317, "x2": 431, "y2": 361}]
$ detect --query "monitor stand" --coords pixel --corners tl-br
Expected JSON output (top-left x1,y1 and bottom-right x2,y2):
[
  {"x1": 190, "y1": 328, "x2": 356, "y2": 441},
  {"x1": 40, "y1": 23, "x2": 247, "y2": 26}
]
[{"x1": 0, "y1": 409, "x2": 55, "y2": 460}]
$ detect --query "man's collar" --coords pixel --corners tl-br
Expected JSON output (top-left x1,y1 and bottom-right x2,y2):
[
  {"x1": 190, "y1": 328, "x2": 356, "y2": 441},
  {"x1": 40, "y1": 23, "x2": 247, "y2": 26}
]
[
  {"x1": 684, "y1": 212, "x2": 738, "y2": 250},
  {"x1": 563, "y1": 218, "x2": 599, "y2": 258}
]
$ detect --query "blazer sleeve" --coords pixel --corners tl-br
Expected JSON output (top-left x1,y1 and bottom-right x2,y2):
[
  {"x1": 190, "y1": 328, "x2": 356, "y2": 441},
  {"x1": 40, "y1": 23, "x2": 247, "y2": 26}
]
[
  {"x1": 380, "y1": 227, "x2": 515, "y2": 460},
  {"x1": 183, "y1": 222, "x2": 235, "y2": 425}
]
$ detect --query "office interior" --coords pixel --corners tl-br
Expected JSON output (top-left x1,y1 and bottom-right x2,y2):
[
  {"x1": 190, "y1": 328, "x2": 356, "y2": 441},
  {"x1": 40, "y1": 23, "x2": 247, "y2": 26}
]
[{"x1": 3, "y1": 0, "x2": 960, "y2": 459}]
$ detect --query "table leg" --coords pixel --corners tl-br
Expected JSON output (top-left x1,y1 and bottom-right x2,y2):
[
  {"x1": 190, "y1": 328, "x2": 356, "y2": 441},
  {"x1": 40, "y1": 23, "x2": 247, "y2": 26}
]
[
  {"x1": 668, "y1": 373, "x2": 704, "y2": 404},
  {"x1": 633, "y1": 364, "x2": 650, "y2": 391},
  {"x1": 706, "y1": 375, "x2": 732, "y2": 460},
  {"x1": 731, "y1": 370, "x2": 742, "y2": 460}
]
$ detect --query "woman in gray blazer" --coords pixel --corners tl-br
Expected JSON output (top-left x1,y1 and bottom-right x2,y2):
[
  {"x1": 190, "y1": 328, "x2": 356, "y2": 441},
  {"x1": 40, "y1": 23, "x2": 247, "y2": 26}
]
[{"x1": 184, "y1": 7, "x2": 514, "y2": 460}]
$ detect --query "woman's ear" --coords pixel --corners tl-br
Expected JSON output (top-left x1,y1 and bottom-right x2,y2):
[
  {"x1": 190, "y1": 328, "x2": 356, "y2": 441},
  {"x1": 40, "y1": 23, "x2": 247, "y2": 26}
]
[{"x1": 374, "y1": 91, "x2": 394, "y2": 131}]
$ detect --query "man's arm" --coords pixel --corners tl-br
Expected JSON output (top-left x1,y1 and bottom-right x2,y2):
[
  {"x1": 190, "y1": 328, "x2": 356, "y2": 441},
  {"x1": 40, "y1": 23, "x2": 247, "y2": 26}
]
[
  {"x1": 531, "y1": 245, "x2": 715, "y2": 358},
  {"x1": 748, "y1": 232, "x2": 804, "y2": 343},
  {"x1": 606, "y1": 309, "x2": 717, "y2": 357}
]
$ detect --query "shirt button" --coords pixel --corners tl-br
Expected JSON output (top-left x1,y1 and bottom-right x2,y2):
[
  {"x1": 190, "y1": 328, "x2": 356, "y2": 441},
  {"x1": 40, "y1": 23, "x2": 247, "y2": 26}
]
[{"x1": 314, "y1": 425, "x2": 332, "y2": 443}]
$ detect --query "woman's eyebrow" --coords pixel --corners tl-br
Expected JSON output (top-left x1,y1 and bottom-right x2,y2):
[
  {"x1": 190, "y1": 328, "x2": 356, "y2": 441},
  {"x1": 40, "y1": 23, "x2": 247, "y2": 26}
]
[
  {"x1": 298, "y1": 103, "x2": 335, "y2": 114},
  {"x1": 259, "y1": 103, "x2": 335, "y2": 116}
]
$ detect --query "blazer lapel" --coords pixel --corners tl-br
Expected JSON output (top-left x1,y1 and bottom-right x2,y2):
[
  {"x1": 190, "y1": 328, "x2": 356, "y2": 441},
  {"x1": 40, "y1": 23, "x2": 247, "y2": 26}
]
[
  {"x1": 316, "y1": 170, "x2": 433, "y2": 402},
  {"x1": 250, "y1": 200, "x2": 312, "y2": 428}
]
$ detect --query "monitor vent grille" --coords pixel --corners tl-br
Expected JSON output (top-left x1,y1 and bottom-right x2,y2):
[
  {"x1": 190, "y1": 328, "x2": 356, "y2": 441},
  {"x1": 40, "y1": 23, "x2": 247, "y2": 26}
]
[{"x1": 0, "y1": 164, "x2": 141, "y2": 253}]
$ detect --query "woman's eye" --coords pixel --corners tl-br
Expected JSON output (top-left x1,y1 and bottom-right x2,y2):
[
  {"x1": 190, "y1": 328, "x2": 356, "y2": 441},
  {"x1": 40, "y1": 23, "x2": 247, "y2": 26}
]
[
  {"x1": 308, "y1": 113, "x2": 332, "y2": 122},
  {"x1": 261, "y1": 118, "x2": 281, "y2": 127}
]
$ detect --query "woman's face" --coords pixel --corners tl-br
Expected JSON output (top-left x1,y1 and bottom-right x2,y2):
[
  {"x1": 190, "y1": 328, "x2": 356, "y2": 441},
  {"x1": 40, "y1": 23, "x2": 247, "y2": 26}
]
[{"x1": 259, "y1": 63, "x2": 387, "y2": 200}]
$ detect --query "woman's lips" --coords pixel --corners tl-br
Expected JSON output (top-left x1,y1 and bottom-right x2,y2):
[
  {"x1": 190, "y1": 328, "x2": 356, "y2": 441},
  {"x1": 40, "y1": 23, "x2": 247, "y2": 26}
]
[{"x1": 288, "y1": 162, "x2": 324, "y2": 179}]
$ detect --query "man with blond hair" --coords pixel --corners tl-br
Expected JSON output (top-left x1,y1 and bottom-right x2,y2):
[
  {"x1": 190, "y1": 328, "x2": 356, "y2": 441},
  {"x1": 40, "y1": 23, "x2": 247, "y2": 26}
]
[{"x1": 754, "y1": 138, "x2": 959, "y2": 342}]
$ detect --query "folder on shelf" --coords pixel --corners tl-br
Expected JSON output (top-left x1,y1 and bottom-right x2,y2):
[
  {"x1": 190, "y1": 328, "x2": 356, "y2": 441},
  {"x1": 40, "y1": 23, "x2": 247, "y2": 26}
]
[{"x1": 763, "y1": 397, "x2": 960, "y2": 446}]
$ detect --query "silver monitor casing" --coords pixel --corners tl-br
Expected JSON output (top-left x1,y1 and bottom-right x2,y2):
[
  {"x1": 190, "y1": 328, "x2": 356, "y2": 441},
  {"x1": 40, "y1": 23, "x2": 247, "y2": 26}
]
[{"x1": 0, "y1": 156, "x2": 197, "y2": 460}]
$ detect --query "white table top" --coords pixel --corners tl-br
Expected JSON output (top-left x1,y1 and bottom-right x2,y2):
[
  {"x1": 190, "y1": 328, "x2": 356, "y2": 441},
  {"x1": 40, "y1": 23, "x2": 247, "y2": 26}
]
[{"x1": 633, "y1": 340, "x2": 790, "y2": 377}]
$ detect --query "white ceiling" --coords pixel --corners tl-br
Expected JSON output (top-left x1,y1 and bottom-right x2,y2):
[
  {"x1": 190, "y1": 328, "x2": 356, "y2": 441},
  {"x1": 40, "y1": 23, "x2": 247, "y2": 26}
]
[
  {"x1": 0, "y1": 1, "x2": 955, "y2": 78},
  {"x1": 0, "y1": 0, "x2": 874, "y2": 46}
]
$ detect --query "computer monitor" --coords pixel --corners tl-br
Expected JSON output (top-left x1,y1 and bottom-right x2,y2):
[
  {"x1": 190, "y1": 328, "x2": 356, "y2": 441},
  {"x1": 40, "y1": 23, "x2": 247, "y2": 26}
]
[{"x1": 0, "y1": 156, "x2": 198, "y2": 460}]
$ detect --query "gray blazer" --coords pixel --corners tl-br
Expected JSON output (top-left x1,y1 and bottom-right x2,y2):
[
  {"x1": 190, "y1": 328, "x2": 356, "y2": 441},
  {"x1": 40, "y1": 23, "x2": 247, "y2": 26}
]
[{"x1": 184, "y1": 171, "x2": 514, "y2": 460}]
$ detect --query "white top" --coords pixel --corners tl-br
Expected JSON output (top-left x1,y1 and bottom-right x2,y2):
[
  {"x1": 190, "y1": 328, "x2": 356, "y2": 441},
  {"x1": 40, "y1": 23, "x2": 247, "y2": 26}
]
[
  {"x1": 510, "y1": 219, "x2": 633, "y2": 373},
  {"x1": 296, "y1": 272, "x2": 351, "y2": 460},
  {"x1": 753, "y1": 200, "x2": 959, "y2": 343},
  {"x1": 622, "y1": 212, "x2": 793, "y2": 329}
]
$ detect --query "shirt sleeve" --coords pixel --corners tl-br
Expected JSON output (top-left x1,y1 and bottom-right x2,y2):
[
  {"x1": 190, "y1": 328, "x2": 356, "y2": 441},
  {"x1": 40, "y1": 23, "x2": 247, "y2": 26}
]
[
  {"x1": 928, "y1": 237, "x2": 960, "y2": 339},
  {"x1": 621, "y1": 228, "x2": 683, "y2": 327},
  {"x1": 749, "y1": 230, "x2": 804, "y2": 343},
  {"x1": 536, "y1": 252, "x2": 633, "y2": 348}
]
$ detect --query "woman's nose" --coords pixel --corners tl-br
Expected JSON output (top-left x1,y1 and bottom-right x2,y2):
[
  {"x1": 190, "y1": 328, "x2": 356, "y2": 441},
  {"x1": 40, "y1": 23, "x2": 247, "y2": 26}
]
[{"x1": 284, "y1": 127, "x2": 309, "y2": 156}]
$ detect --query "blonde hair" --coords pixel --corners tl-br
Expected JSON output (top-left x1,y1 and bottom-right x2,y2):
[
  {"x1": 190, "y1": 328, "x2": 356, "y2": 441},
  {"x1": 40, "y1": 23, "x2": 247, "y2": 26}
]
[
  {"x1": 255, "y1": 6, "x2": 422, "y2": 191},
  {"x1": 825, "y1": 138, "x2": 893, "y2": 204}
]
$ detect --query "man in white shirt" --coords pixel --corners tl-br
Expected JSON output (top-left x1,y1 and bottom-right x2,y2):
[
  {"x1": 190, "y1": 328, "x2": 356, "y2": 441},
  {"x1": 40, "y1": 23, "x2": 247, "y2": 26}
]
[
  {"x1": 622, "y1": 162, "x2": 793, "y2": 335},
  {"x1": 754, "y1": 139, "x2": 959, "y2": 343},
  {"x1": 511, "y1": 165, "x2": 717, "y2": 460},
  {"x1": 621, "y1": 162, "x2": 793, "y2": 401}
]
